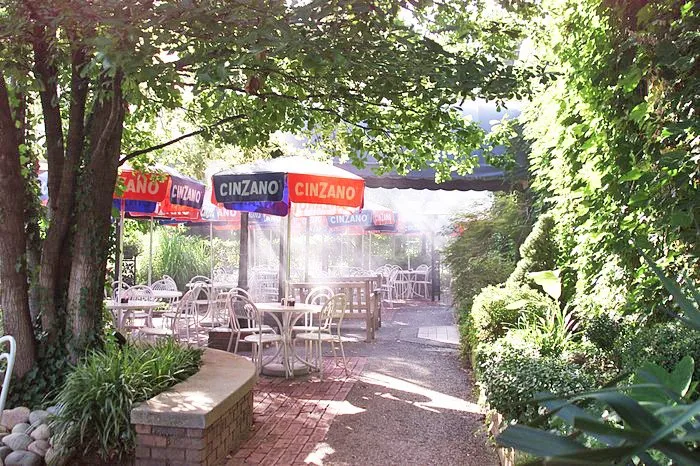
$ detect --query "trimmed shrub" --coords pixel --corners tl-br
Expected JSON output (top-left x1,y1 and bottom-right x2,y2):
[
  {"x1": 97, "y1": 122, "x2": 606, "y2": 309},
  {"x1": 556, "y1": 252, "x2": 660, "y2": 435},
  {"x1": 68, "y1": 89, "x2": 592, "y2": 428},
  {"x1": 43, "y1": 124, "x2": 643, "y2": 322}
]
[
  {"x1": 51, "y1": 339, "x2": 203, "y2": 462},
  {"x1": 506, "y1": 213, "x2": 559, "y2": 289},
  {"x1": 616, "y1": 321, "x2": 700, "y2": 381},
  {"x1": 444, "y1": 193, "x2": 529, "y2": 311},
  {"x1": 470, "y1": 284, "x2": 559, "y2": 346},
  {"x1": 478, "y1": 344, "x2": 595, "y2": 424},
  {"x1": 584, "y1": 312, "x2": 622, "y2": 352}
]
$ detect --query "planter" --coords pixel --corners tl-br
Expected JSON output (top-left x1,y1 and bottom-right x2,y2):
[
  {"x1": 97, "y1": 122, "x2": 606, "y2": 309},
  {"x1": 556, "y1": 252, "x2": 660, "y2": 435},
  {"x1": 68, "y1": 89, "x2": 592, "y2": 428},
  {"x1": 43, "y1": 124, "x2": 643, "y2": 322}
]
[{"x1": 131, "y1": 349, "x2": 256, "y2": 466}]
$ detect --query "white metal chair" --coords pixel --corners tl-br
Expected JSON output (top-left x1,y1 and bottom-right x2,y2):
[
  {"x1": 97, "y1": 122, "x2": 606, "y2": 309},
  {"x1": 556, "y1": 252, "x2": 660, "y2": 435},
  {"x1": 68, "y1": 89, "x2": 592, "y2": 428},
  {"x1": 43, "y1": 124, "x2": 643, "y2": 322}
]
[
  {"x1": 294, "y1": 294, "x2": 349, "y2": 380},
  {"x1": 233, "y1": 295, "x2": 284, "y2": 374},
  {"x1": 224, "y1": 289, "x2": 274, "y2": 354},
  {"x1": 139, "y1": 287, "x2": 199, "y2": 344},
  {"x1": 122, "y1": 285, "x2": 156, "y2": 328},
  {"x1": 152, "y1": 277, "x2": 177, "y2": 291},
  {"x1": 292, "y1": 286, "x2": 334, "y2": 334},
  {"x1": 110, "y1": 280, "x2": 130, "y2": 300},
  {"x1": 0, "y1": 336, "x2": 16, "y2": 415},
  {"x1": 413, "y1": 265, "x2": 432, "y2": 299}
]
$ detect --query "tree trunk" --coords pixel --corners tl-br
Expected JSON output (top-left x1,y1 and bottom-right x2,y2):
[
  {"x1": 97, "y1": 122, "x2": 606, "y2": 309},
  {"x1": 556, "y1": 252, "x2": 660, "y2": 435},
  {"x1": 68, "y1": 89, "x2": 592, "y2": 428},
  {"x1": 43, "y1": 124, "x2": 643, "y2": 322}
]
[
  {"x1": 0, "y1": 75, "x2": 37, "y2": 377},
  {"x1": 66, "y1": 74, "x2": 125, "y2": 357}
]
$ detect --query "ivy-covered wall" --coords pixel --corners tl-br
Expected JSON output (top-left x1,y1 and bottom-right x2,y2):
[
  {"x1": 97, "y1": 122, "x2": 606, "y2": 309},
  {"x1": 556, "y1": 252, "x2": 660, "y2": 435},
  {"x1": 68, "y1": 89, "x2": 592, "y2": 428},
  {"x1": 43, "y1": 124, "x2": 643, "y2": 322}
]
[{"x1": 523, "y1": 0, "x2": 699, "y2": 321}]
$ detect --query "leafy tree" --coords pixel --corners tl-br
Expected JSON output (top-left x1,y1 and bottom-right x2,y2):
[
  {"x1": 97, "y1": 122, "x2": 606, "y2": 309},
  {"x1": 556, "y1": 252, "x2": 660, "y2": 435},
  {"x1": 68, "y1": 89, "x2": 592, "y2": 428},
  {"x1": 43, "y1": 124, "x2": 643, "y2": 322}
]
[{"x1": 0, "y1": 0, "x2": 530, "y2": 375}]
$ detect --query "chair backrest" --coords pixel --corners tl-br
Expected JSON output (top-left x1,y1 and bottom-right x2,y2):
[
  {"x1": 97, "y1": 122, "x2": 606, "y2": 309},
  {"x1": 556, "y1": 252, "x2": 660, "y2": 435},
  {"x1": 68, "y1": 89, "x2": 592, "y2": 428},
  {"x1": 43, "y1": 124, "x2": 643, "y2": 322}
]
[
  {"x1": 318, "y1": 293, "x2": 347, "y2": 334},
  {"x1": 152, "y1": 278, "x2": 177, "y2": 291},
  {"x1": 189, "y1": 275, "x2": 211, "y2": 284},
  {"x1": 167, "y1": 286, "x2": 200, "y2": 329},
  {"x1": 111, "y1": 281, "x2": 130, "y2": 299},
  {"x1": 306, "y1": 286, "x2": 334, "y2": 305},
  {"x1": 416, "y1": 264, "x2": 429, "y2": 272},
  {"x1": 123, "y1": 285, "x2": 154, "y2": 301},
  {"x1": 0, "y1": 336, "x2": 16, "y2": 415},
  {"x1": 227, "y1": 293, "x2": 260, "y2": 333}
]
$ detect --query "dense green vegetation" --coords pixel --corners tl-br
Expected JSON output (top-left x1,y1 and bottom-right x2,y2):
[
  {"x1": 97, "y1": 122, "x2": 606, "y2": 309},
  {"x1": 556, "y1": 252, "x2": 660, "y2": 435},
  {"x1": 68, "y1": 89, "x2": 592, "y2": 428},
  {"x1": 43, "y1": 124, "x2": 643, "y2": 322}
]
[
  {"x1": 50, "y1": 340, "x2": 202, "y2": 462},
  {"x1": 445, "y1": 1, "x2": 699, "y2": 462}
]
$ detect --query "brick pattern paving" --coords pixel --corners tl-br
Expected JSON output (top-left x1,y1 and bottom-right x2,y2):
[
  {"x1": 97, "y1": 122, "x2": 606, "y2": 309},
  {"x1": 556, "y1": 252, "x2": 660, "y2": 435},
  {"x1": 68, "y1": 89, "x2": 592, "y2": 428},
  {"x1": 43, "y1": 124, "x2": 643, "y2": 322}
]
[{"x1": 226, "y1": 357, "x2": 367, "y2": 466}]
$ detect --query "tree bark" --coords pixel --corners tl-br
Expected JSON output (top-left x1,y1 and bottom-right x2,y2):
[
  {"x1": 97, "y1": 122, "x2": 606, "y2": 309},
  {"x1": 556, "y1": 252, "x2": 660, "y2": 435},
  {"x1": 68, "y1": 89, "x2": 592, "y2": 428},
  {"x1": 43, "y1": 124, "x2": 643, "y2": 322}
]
[
  {"x1": 37, "y1": 46, "x2": 89, "y2": 339},
  {"x1": 0, "y1": 74, "x2": 38, "y2": 377},
  {"x1": 67, "y1": 73, "x2": 125, "y2": 357}
]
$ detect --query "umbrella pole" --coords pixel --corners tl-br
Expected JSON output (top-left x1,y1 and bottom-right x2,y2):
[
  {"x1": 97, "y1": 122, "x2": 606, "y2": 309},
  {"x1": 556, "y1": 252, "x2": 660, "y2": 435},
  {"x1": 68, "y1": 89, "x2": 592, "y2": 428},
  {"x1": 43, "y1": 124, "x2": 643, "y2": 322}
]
[
  {"x1": 209, "y1": 222, "x2": 214, "y2": 280},
  {"x1": 286, "y1": 214, "x2": 292, "y2": 299},
  {"x1": 368, "y1": 233, "x2": 372, "y2": 270},
  {"x1": 304, "y1": 217, "x2": 310, "y2": 282},
  {"x1": 148, "y1": 216, "x2": 153, "y2": 285},
  {"x1": 117, "y1": 198, "x2": 125, "y2": 301}
]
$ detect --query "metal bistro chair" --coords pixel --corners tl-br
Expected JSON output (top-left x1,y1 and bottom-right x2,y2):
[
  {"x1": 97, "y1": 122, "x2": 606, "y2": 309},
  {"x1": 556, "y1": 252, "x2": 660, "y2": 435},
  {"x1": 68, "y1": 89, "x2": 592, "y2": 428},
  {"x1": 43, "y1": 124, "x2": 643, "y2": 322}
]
[
  {"x1": 294, "y1": 293, "x2": 349, "y2": 380},
  {"x1": 413, "y1": 265, "x2": 432, "y2": 299},
  {"x1": 139, "y1": 287, "x2": 199, "y2": 344},
  {"x1": 292, "y1": 286, "x2": 334, "y2": 334},
  {"x1": 231, "y1": 295, "x2": 284, "y2": 374},
  {"x1": 0, "y1": 336, "x2": 16, "y2": 415},
  {"x1": 121, "y1": 285, "x2": 156, "y2": 328},
  {"x1": 224, "y1": 288, "x2": 276, "y2": 354}
]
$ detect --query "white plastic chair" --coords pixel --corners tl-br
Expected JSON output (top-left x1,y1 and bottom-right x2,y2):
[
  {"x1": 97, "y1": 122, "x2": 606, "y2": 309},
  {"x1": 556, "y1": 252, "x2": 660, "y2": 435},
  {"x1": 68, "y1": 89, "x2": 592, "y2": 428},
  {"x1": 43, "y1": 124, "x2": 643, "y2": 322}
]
[{"x1": 0, "y1": 336, "x2": 16, "y2": 415}]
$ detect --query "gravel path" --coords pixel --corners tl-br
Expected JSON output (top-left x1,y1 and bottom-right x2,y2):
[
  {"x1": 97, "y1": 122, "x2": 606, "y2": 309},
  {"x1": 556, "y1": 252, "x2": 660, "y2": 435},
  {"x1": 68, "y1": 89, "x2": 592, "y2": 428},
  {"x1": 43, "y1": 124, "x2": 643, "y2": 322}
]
[{"x1": 322, "y1": 302, "x2": 497, "y2": 466}]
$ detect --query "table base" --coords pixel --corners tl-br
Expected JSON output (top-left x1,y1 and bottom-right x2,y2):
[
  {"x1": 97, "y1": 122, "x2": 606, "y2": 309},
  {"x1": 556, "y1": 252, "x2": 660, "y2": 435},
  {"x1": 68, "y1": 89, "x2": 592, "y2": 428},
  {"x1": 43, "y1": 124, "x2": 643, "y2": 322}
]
[{"x1": 262, "y1": 363, "x2": 311, "y2": 377}]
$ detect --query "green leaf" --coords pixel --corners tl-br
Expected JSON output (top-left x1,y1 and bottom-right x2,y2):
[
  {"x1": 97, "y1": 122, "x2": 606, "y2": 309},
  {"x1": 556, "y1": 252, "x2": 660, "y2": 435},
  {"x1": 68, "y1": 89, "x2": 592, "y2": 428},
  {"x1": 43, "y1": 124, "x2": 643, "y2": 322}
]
[
  {"x1": 528, "y1": 270, "x2": 561, "y2": 301},
  {"x1": 629, "y1": 102, "x2": 648, "y2": 123},
  {"x1": 669, "y1": 356, "x2": 694, "y2": 398},
  {"x1": 619, "y1": 168, "x2": 644, "y2": 182},
  {"x1": 620, "y1": 66, "x2": 642, "y2": 93},
  {"x1": 497, "y1": 425, "x2": 588, "y2": 457}
]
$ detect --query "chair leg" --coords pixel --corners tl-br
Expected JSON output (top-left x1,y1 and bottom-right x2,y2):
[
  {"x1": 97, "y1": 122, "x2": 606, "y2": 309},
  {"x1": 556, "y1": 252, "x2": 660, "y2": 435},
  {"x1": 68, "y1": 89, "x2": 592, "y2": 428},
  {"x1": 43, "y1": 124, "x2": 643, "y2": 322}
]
[{"x1": 339, "y1": 339, "x2": 349, "y2": 377}]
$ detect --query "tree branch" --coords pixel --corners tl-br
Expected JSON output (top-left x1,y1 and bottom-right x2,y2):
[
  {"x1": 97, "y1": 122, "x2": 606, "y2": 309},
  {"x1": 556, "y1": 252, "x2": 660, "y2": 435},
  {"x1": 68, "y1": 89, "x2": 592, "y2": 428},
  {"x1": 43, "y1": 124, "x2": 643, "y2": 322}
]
[{"x1": 119, "y1": 114, "x2": 247, "y2": 164}]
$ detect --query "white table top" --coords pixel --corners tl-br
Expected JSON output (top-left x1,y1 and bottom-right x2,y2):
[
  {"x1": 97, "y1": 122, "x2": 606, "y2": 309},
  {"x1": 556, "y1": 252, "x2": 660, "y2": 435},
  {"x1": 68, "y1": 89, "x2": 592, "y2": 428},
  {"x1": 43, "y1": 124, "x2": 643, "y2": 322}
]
[
  {"x1": 104, "y1": 299, "x2": 162, "y2": 310},
  {"x1": 186, "y1": 282, "x2": 238, "y2": 289},
  {"x1": 151, "y1": 290, "x2": 182, "y2": 299},
  {"x1": 254, "y1": 302, "x2": 322, "y2": 313}
]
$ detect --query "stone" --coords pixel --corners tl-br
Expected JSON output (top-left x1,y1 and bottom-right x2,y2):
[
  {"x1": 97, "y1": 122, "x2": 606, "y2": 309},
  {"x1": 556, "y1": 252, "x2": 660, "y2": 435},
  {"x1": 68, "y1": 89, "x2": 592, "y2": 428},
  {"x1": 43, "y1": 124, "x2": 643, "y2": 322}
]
[
  {"x1": 1, "y1": 433, "x2": 32, "y2": 452},
  {"x1": 28, "y1": 426, "x2": 49, "y2": 442},
  {"x1": 44, "y1": 448, "x2": 65, "y2": 466},
  {"x1": 9, "y1": 425, "x2": 28, "y2": 435},
  {"x1": 4, "y1": 450, "x2": 42, "y2": 466},
  {"x1": 0, "y1": 446, "x2": 10, "y2": 461},
  {"x1": 0, "y1": 409, "x2": 29, "y2": 430},
  {"x1": 26, "y1": 412, "x2": 48, "y2": 427},
  {"x1": 44, "y1": 406, "x2": 59, "y2": 416},
  {"x1": 27, "y1": 440, "x2": 48, "y2": 457}
]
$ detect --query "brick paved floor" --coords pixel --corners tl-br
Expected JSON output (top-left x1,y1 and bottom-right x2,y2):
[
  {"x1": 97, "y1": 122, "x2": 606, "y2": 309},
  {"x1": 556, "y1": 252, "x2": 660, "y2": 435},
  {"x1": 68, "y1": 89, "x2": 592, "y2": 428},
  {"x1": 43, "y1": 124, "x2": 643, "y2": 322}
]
[{"x1": 226, "y1": 357, "x2": 367, "y2": 466}]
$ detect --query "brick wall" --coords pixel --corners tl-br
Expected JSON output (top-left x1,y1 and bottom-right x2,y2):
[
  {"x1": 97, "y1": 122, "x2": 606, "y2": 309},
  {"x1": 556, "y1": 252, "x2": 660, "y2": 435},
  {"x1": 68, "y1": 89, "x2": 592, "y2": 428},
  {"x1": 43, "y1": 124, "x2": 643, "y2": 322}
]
[{"x1": 134, "y1": 390, "x2": 253, "y2": 466}]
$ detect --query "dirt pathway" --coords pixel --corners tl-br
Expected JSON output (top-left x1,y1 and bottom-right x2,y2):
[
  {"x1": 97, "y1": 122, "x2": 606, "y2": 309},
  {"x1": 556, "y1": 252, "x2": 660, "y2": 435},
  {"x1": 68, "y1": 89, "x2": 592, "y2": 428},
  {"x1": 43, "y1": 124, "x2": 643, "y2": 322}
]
[{"x1": 322, "y1": 303, "x2": 496, "y2": 466}]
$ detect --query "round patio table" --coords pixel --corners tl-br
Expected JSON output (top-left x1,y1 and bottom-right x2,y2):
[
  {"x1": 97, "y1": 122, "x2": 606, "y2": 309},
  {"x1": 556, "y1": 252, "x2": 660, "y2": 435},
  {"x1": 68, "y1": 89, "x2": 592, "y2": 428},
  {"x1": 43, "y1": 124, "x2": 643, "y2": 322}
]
[
  {"x1": 104, "y1": 299, "x2": 163, "y2": 330},
  {"x1": 253, "y1": 302, "x2": 323, "y2": 377}
]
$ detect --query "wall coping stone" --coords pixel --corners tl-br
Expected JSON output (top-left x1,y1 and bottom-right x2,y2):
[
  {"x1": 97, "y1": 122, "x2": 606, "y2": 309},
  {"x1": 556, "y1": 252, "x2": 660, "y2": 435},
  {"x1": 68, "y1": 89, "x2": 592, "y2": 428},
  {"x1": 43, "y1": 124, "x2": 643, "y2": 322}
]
[{"x1": 131, "y1": 348, "x2": 256, "y2": 429}]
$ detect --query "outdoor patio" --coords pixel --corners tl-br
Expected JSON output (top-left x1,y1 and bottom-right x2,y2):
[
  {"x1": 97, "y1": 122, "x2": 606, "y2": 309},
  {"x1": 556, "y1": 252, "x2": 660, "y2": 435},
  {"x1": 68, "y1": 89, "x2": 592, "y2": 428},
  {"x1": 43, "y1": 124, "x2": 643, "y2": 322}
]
[{"x1": 222, "y1": 301, "x2": 491, "y2": 466}]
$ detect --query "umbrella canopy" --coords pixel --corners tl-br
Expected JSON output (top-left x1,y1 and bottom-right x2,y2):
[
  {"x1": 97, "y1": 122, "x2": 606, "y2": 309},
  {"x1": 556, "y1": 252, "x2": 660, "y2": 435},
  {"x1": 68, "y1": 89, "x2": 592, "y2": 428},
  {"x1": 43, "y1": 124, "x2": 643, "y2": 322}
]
[
  {"x1": 119, "y1": 166, "x2": 206, "y2": 218},
  {"x1": 326, "y1": 201, "x2": 397, "y2": 233},
  {"x1": 212, "y1": 156, "x2": 365, "y2": 216}
]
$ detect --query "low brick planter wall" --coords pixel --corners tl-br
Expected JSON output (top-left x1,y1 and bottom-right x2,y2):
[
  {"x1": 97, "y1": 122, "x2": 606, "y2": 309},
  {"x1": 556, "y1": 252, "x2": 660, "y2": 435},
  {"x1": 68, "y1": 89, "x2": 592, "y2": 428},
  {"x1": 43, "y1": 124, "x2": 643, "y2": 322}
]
[{"x1": 131, "y1": 349, "x2": 257, "y2": 466}]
